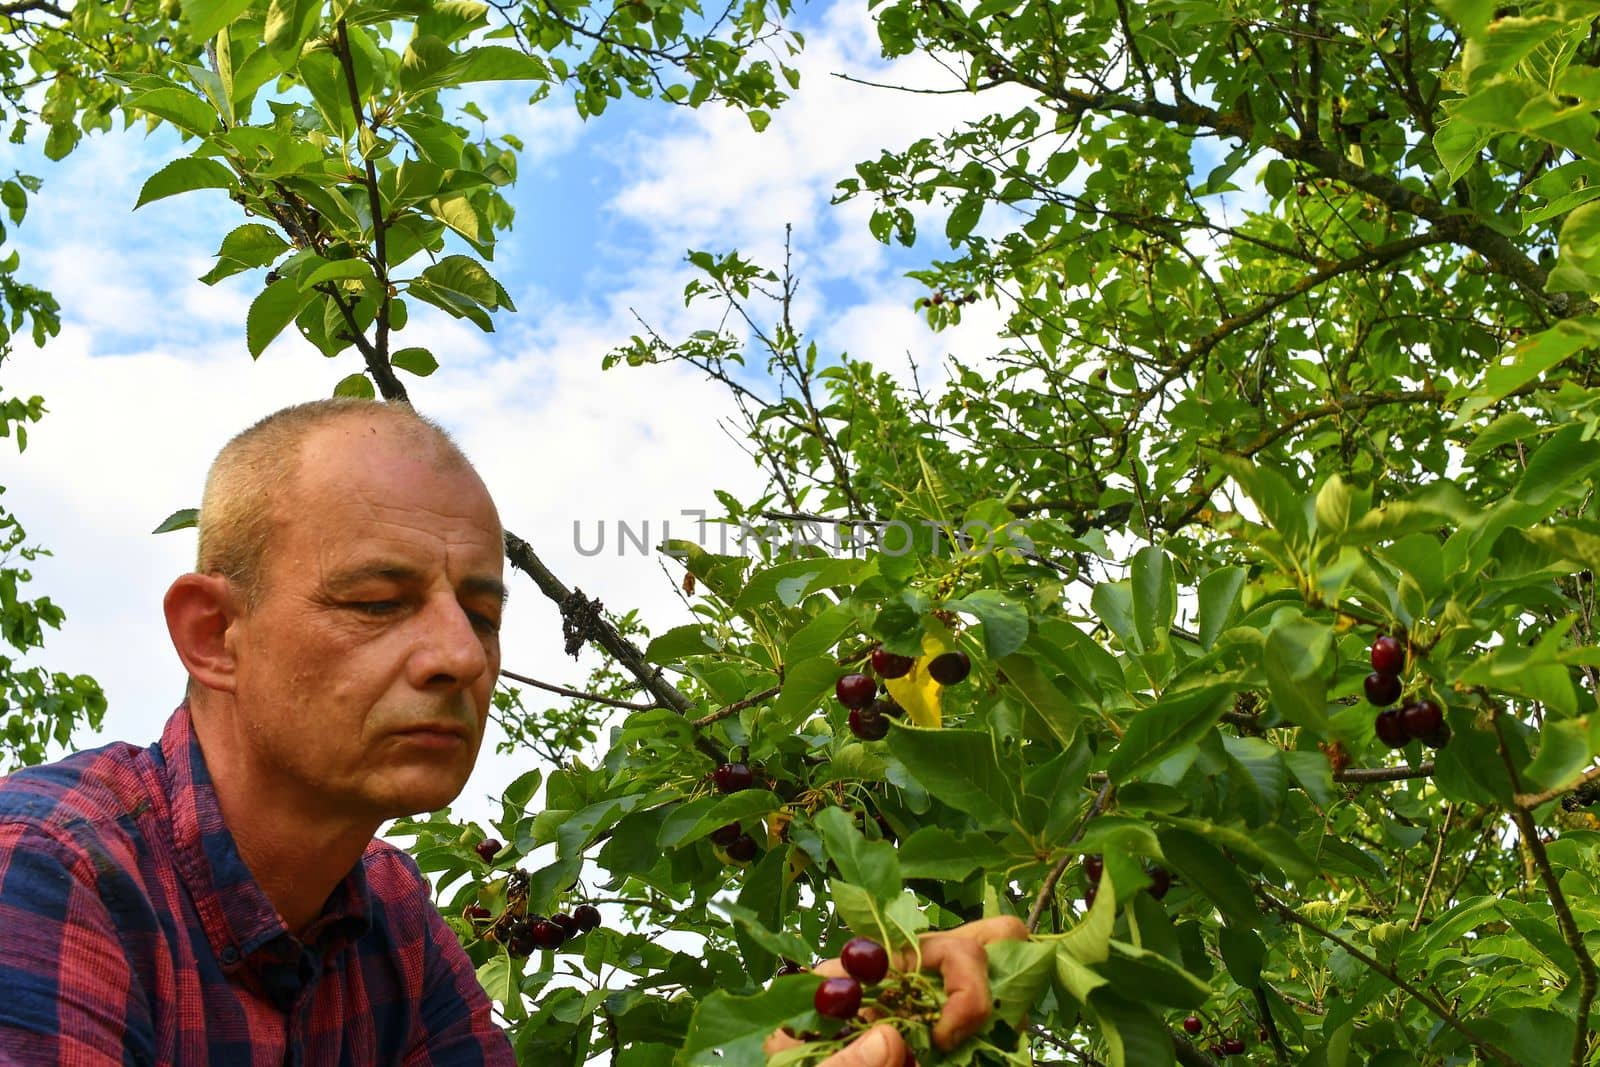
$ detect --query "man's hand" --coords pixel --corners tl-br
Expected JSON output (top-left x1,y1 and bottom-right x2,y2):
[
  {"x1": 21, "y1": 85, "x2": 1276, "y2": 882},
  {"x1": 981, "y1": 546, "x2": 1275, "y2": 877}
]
[{"x1": 763, "y1": 916, "x2": 1029, "y2": 1066}]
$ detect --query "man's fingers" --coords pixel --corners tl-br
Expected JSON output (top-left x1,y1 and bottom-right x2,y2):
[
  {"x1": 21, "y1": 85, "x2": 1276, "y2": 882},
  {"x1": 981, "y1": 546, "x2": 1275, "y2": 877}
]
[
  {"x1": 764, "y1": 1027, "x2": 804, "y2": 1055},
  {"x1": 816, "y1": 1024, "x2": 907, "y2": 1067},
  {"x1": 919, "y1": 916, "x2": 1027, "y2": 1051}
]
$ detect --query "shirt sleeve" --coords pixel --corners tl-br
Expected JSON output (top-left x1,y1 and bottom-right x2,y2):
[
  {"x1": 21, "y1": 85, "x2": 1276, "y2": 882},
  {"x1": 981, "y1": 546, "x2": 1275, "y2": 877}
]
[
  {"x1": 0, "y1": 823, "x2": 144, "y2": 1065},
  {"x1": 402, "y1": 891, "x2": 518, "y2": 1067}
]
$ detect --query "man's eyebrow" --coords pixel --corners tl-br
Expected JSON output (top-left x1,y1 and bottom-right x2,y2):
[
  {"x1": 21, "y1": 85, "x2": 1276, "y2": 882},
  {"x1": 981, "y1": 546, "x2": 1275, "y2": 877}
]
[{"x1": 327, "y1": 564, "x2": 509, "y2": 607}]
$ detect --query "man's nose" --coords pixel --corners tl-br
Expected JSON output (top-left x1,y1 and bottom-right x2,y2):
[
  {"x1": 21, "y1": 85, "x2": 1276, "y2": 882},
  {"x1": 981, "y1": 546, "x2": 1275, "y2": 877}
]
[{"x1": 411, "y1": 596, "x2": 490, "y2": 690}]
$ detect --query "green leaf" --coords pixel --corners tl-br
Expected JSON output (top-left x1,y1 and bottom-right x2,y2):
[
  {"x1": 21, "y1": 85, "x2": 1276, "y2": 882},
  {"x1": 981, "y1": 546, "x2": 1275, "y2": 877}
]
[
  {"x1": 246, "y1": 277, "x2": 311, "y2": 358},
  {"x1": 657, "y1": 791, "x2": 782, "y2": 849},
  {"x1": 1521, "y1": 718, "x2": 1593, "y2": 793},
  {"x1": 151, "y1": 507, "x2": 198, "y2": 534},
  {"x1": 390, "y1": 346, "x2": 438, "y2": 377},
  {"x1": 813, "y1": 806, "x2": 900, "y2": 900},
  {"x1": 299, "y1": 258, "x2": 376, "y2": 291},
  {"x1": 1100, "y1": 940, "x2": 1210, "y2": 1008},
  {"x1": 645, "y1": 624, "x2": 721, "y2": 664},
  {"x1": 945, "y1": 589, "x2": 1029, "y2": 658},
  {"x1": 1106, "y1": 683, "x2": 1234, "y2": 784},
  {"x1": 182, "y1": 0, "x2": 253, "y2": 40},
  {"x1": 135, "y1": 157, "x2": 236, "y2": 209},
  {"x1": 1131, "y1": 546, "x2": 1175, "y2": 652},
  {"x1": 264, "y1": 0, "x2": 321, "y2": 60},
  {"x1": 1087, "y1": 993, "x2": 1177, "y2": 1067},
  {"x1": 1156, "y1": 827, "x2": 1258, "y2": 926},
  {"x1": 946, "y1": 196, "x2": 983, "y2": 242},
  {"x1": 1156, "y1": 814, "x2": 1318, "y2": 882},
  {"x1": 987, "y1": 940, "x2": 1059, "y2": 1027},
  {"x1": 897, "y1": 827, "x2": 1015, "y2": 880},
  {"x1": 682, "y1": 978, "x2": 818, "y2": 1067},
  {"x1": 1197, "y1": 566, "x2": 1246, "y2": 650},
  {"x1": 770, "y1": 655, "x2": 838, "y2": 728},
  {"x1": 888, "y1": 726, "x2": 1023, "y2": 832},
  {"x1": 126, "y1": 88, "x2": 218, "y2": 137},
  {"x1": 1263, "y1": 614, "x2": 1333, "y2": 732},
  {"x1": 333, "y1": 373, "x2": 374, "y2": 398},
  {"x1": 1218, "y1": 924, "x2": 1266, "y2": 986},
  {"x1": 1059, "y1": 868, "x2": 1117, "y2": 966},
  {"x1": 416, "y1": 254, "x2": 499, "y2": 306}
]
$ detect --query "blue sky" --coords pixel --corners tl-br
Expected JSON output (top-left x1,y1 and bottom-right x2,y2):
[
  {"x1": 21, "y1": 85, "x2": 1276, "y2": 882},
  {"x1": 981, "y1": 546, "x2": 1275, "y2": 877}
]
[{"x1": 0, "y1": 0, "x2": 1028, "y2": 838}]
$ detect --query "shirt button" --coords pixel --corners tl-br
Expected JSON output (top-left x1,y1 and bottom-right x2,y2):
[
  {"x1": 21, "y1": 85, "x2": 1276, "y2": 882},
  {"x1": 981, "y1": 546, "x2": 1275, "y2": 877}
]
[{"x1": 220, "y1": 946, "x2": 240, "y2": 964}]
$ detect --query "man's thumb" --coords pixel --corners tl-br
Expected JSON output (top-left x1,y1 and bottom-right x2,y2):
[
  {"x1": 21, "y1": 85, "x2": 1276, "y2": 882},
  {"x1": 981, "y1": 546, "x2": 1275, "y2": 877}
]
[{"x1": 820, "y1": 1025, "x2": 907, "y2": 1067}]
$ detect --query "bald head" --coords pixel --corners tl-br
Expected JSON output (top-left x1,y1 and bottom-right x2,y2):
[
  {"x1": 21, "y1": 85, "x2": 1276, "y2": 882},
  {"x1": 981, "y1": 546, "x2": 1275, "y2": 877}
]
[{"x1": 196, "y1": 399, "x2": 489, "y2": 613}]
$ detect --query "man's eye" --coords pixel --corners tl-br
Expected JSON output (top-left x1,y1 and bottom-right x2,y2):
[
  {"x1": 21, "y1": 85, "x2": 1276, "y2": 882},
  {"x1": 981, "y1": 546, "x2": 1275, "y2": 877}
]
[
  {"x1": 470, "y1": 613, "x2": 501, "y2": 635},
  {"x1": 354, "y1": 601, "x2": 401, "y2": 615}
]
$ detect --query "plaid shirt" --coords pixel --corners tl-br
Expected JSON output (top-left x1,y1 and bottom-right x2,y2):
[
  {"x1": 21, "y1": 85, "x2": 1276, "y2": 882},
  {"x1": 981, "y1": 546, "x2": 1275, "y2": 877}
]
[{"x1": 0, "y1": 703, "x2": 516, "y2": 1066}]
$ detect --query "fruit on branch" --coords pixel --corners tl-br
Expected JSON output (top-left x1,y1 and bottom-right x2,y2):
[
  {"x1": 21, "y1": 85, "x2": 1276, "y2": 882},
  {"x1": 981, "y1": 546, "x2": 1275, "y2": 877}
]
[
  {"x1": 849, "y1": 705, "x2": 890, "y2": 741},
  {"x1": 837, "y1": 673, "x2": 878, "y2": 708},
  {"x1": 710, "y1": 822, "x2": 743, "y2": 847},
  {"x1": 714, "y1": 762, "x2": 755, "y2": 793},
  {"x1": 814, "y1": 976, "x2": 864, "y2": 1019},
  {"x1": 464, "y1": 904, "x2": 491, "y2": 922},
  {"x1": 840, "y1": 937, "x2": 890, "y2": 983},
  {"x1": 530, "y1": 918, "x2": 566, "y2": 950},
  {"x1": 776, "y1": 959, "x2": 806, "y2": 976},
  {"x1": 871, "y1": 696, "x2": 903, "y2": 719},
  {"x1": 1370, "y1": 635, "x2": 1405, "y2": 677},
  {"x1": 552, "y1": 912, "x2": 578, "y2": 936},
  {"x1": 573, "y1": 904, "x2": 602, "y2": 931},
  {"x1": 1147, "y1": 866, "x2": 1172, "y2": 900},
  {"x1": 1182, "y1": 1015, "x2": 1202, "y2": 1035},
  {"x1": 927, "y1": 650, "x2": 972, "y2": 685},
  {"x1": 727, "y1": 833, "x2": 759, "y2": 862},
  {"x1": 1374, "y1": 707, "x2": 1409, "y2": 749},
  {"x1": 1222, "y1": 1037, "x2": 1246, "y2": 1055},
  {"x1": 475, "y1": 838, "x2": 502, "y2": 863},
  {"x1": 871, "y1": 647, "x2": 915, "y2": 679},
  {"x1": 506, "y1": 920, "x2": 535, "y2": 958},
  {"x1": 1400, "y1": 699, "x2": 1443, "y2": 739},
  {"x1": 1083, "y1": 854, "x2": 1104, "y2": 884},
  {"x1": 1364, "y1": 671, "x2": 1402, "y2": 707}
]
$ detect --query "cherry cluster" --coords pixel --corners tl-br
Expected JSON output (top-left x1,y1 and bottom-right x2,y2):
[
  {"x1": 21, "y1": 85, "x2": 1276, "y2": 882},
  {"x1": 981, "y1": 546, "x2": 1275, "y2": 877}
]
[
  {"x1": 465, "y1": 843, "x2": 605, "y2": 959},
  {"x1": 812, "y1": 937, "x2": 891, "y2": 1019},
  {"x1": 1182, "y1": 1016, "x2": 1248, "y2": 1056},
  {"x1": 1363, "y1": 635, "x2": 1449, "y2": 749},
  {"x1": 835, "y1": 646, "x2": 972, "y2": 740},
  {"x1": 916, "y1": 291, "x2": 978, "y2": 309},
  {"x1": 493, "y1": 904, "x2": 603, "y2": 958},
  {"x1": 710, "y1": 762, "x2": 763, "y2": 861}
]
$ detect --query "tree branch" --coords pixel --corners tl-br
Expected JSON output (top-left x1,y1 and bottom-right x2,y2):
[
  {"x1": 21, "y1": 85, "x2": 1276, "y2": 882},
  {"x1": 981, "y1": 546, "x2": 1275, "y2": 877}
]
[
  {"x1": 503, "y1": 530, "x2": 694, "y2": 714},
  {"x1": 1027, "y1": 781, "x2": 1112, "y2": 931},
  {"x1": 691, "y1": 685, "x2": 782, "y2": 728},
  {"x1": 1258, "y1": 889, "x2": 1519, "y2": 1066},
  {"x1": 1334, "y1": 762, "x2": 1434, "y2": 783}
]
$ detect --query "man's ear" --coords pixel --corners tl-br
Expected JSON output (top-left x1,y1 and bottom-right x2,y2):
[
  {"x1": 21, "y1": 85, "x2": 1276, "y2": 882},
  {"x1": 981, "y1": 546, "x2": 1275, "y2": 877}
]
[{"x1": 164, "y1": 573, "x2": 241, "y2": 695}]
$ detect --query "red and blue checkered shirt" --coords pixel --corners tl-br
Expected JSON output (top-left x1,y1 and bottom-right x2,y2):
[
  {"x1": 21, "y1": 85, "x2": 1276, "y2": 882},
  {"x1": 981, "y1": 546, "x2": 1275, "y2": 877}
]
[{"x1": 0, "y1": 702, "x2": 517, "y2": 1066}]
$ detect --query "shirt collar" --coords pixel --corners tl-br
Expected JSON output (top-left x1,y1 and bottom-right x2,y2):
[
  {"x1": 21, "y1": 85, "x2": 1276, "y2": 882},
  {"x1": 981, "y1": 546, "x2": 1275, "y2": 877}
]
[{"x1": 154, "y1": 702, "x2": 374, "y2": 971}]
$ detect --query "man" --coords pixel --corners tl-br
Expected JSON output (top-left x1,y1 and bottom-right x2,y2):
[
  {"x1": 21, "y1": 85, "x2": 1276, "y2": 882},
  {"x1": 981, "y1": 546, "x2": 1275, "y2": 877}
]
[{"x1": 0, "y1": 399, "x2": 1015, "y2": 1065}]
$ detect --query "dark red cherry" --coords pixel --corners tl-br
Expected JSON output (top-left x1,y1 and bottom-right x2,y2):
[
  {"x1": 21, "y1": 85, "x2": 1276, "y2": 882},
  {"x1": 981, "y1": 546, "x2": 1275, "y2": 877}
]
[
  {"x1": 714, "y1": 762, "x2": 755, "y2": 792},
  {"x1": 1401, "y1": 699, "x2": 1443, "y2": 739},
  {"x1": 1147, "y1": 866, "x2": 1172, "y2": 900},
  {"x1": 813, "y1": 976, "x2": 863, "y2": 1019},
  {"x1": 464, "y1": 904, "x2": 491, "y2": 922},
  {"x1": 475, "y1": 839, "x2": 502, "y2": 863},
  {"x1": 573, "y1": 904, "x2": 602, "y2": 931},
  {"x1": 1370, "y1": 635, "x2": 1405, "y2": 677},
  {"x1": 848, "y1": 706, "x2": 889, "y2": 741},
  {"x1": 840, "y1": 937, "x2": 890, "y2": 983},
  {"x1": 726, "y1": 833, "x2": 759, "y2": 862},
  {"x1": 1374, "y1": 707, "x2": 1409, "y2": 748},
  {"x1": 1083, "y1": 854, "x2": 1104, "y2": 884},
  {"x1": 927, "y1": 650, "x2": 971, "y2": 685},
  {"x1": 836, "y1": 673, "x2": 878, "y2": 708},
  {"x1": 871, "y1": 648, "x2": 915, "y2": 679},
  {"x1": 709, "y1": 822, "x2": 742, "y2": 847},
  {"x1": 1364, "y1": 671, "x2": 1402, "y2": 707},
  {"x1": 1182, "y1": 1015, "x2": 1202, "y2": 1035},
  {"x1": 530, "y1": 919, "x2": 566, "y2": 950},
  {"x1": 1222, "y1": 1037, "x2": 1246, "y2": 1055}
]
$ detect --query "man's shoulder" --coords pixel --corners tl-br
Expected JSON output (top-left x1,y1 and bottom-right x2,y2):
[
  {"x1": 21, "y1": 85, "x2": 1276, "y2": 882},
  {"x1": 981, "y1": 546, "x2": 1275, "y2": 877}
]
[
  {"x1": 0, "y1": 740, "x2": 154, "y2": 845},
  {"x1": 359, "y1": 837, "x2": 436, "y2": 901}
]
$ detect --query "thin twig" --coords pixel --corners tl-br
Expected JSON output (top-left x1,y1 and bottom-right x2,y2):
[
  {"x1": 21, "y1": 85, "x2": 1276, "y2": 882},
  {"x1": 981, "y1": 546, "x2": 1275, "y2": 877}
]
[
  {"x1": 1411, "y1": 803, "x2": 1453, "y2": 931},
  {"x1": 691, "y1": 685, "x2": 782, "y2": 728},
  {"x1": 1027, "y1": 782, "x2": 1113, "y2": 932},
  {"x1": 1335, "y1": 763, "x2": 1434, "y2": 783},
  {"x1": 1253, "y1": 985, "x2": 1289, "y2": 1065},
  {"x1": 499, "y1": 668, "x2": 662, "y2": 711}
]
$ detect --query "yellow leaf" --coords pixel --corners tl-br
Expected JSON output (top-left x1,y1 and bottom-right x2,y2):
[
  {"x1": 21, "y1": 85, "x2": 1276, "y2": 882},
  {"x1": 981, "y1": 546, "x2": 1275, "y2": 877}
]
[{"x1": 883, "y1": 630, "x2": 956, "y2": 729}]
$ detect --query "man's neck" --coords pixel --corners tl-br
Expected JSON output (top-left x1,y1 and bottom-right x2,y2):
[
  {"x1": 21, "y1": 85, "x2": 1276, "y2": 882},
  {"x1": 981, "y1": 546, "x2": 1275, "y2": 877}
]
[{"x1": 189, "y1": 699, "x2": 382, "y2": 937}]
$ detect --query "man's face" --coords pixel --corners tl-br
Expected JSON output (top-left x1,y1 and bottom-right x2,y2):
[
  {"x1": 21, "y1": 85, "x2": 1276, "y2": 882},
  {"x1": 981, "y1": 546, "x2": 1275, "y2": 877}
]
[{"x1": 224, "y1": 419, "x2": 505, "y2": 823}]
